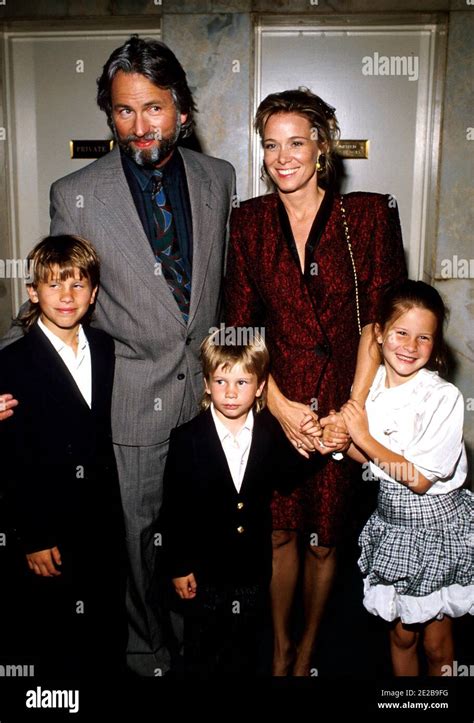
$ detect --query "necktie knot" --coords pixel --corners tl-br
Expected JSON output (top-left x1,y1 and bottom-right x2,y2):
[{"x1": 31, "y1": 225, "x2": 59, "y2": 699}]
[{"x1": 151, "y1": 169, "x2": 164, "y2": 200}]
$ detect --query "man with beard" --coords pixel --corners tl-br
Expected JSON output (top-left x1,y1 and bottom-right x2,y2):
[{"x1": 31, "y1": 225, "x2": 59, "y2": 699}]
[{"x1": 0, "y1": 35, "x2": 235, "y2": 676}]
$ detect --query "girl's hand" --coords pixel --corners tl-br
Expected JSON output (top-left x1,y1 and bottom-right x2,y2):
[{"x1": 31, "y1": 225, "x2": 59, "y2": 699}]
[
  {"x1": 273, "y1": 398, "x2": 321, "y2": 458},
  {"x1": 172, "y1": 573, "x2": 197, "y2": 600},
  {"x1": 26, "y1": 546, "x2": 62, "y2": 577},
  {"x1": 319, "y1": 409, "x2": 351, "y2": 450},
  {"x1": 340, "y1": 400, "x2": 370, "y2": 446}
]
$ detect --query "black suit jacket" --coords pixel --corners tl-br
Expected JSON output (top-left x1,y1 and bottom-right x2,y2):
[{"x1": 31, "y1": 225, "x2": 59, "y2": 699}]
[
  {"x1": 159, "y1": 407, "x2": 312, "y2": 587},
  {"x1": 0, "y1": 323, "x2": 122, "y2": 559}
]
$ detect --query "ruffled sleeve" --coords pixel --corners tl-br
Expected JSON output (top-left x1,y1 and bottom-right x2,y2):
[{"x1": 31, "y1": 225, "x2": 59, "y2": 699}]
[{"x1": 404, "y1": 381, "x2": 466, "y2": 486}]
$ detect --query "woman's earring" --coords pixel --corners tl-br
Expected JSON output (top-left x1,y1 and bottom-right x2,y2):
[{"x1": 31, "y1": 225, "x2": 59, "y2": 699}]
[{"x1": 316, "y1": 154, "x2": 326, "y2": 172}]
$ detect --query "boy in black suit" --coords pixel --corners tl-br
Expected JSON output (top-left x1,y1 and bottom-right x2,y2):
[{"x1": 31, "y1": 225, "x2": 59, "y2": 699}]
[
  {"x1": 0, "y1": 235, "x2": 125, "y2": 679},
  {"x1": 159, "y1": 328, "x2": 325, "y2": 676}
]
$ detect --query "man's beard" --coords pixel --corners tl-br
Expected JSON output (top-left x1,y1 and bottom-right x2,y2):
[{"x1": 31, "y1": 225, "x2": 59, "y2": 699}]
[{"x1": 115, "y1": 118, "x2": 182, "y2": 167}]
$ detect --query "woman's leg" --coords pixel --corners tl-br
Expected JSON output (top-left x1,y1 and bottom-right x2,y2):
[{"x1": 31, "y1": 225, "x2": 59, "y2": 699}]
[
  {"x1": 422, "y1": 616, "x2": 454, "y2": 676},
  {"x1": 270, "y1": 530, "x2": 299, "y2": 676},
  {"x1": 292, "y1": 544, "x2": 337, "y2": 676},
  {"x1": 390, "y1": 620, "x2": 419, "y2": 676}
]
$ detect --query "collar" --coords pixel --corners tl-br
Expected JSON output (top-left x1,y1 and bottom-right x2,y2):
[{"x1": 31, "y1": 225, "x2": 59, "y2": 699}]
[
  {"x1": 369, "y1": 365, "x2": 434, "y2": 406},
  {"x1": 210, "y1": 404, "x2": 254, "y2": 442},
  {"x1": 120, "y1": 147, "x2": 181, "y2": 192},
  {"x1": 37, "y1": 318, "x2": 88, "y2": 355}
]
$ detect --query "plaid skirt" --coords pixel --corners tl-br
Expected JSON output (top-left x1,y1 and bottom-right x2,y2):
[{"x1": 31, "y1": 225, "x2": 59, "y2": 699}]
[{"x1": 358, "y1": 480, "x2": 474, "y2": 622}]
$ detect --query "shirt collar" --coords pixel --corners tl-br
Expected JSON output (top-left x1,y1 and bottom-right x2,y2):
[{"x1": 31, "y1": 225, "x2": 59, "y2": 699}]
[
  {"x1": 37, "y1": 318, "x2": 88, "y2": 355},
  {"x1": 120, "y1": 147, "x2": 181, "y2": 192},
  {"x1": 369, "y1": 365, "x2": 433, "y2": 405},
  {"x1": 210, "y1": 404, "x2": 254, "y2": 442}
]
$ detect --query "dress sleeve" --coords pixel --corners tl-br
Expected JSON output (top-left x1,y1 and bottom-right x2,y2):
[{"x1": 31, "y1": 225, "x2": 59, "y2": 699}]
[
  {"x1": 359, "y1": 195, "x2": 407, "y2": 326},
  {"x1": 223, "y1": 209, "x2": 265, "y2": 326},
  {"x1": 404, "y1": 383, "x2": 466, "y2": 484}
]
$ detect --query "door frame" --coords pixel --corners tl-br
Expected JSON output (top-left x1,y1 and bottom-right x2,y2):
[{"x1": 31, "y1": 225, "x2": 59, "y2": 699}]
[{"x1": 0, "y1": 20, "x2": 162, "y2": 314}]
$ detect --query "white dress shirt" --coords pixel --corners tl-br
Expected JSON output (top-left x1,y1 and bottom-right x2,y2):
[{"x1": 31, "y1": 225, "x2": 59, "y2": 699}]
[
  {"x1": 366, "y1": 366, "x2": 467, "y2": 494},
  {"x1": 37, "y1": 318, "x2": 92, "y2": 408},
  {"x1": 210, "y1": 404, "x2": 254, "y2": 493}
]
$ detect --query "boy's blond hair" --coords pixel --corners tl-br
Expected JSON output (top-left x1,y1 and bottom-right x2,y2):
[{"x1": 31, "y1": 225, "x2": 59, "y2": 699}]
[
  {"x1": 200, "y1": 328, "x2": 269, "y2": 413},
  {"x1": 22, "y1": 235, "x2": 100, "y2": 330}
]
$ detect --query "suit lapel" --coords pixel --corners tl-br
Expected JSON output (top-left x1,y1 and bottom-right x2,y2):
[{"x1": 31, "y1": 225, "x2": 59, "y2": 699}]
[
  {"x1": 27, "y1": 325, "x2": 91, "y2": 414},
  {"x1": 93, "y1": 148, "x2": 185, "y2": 326},
  {"x1": 239, "y1": 411, "x2": 268, "y2": 496},
  {"x1": 85, "y1": 328, "x2": 107, "y2": 414},
  {"x1": 179, "y1": 148, "x2": 217, "y2": 328},
  {"x1": 197, "y1": 409, "x2": 238, "y2": 497}
]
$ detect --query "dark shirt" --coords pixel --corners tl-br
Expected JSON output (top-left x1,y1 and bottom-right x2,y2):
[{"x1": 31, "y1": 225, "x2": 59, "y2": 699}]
[{"x1": 121, "y1": 148, "x2": 193, "y2": 280}]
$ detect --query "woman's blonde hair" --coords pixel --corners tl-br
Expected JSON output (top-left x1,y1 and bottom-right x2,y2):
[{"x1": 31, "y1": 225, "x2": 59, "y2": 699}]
[{"x1": 200, "y1": 327, "x2": 269, "y2": 413}]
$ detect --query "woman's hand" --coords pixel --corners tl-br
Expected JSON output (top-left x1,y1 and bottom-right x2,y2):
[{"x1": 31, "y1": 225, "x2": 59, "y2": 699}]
[
  {"x1": 340, "y1": 400, "x2": 370, "y2": 447},
  {"x1": 266, "y1": 375, "x2": 321, "y2": 457},
  {"x1": 273, "y1": 398, "x2": 321, "y2": 458}
]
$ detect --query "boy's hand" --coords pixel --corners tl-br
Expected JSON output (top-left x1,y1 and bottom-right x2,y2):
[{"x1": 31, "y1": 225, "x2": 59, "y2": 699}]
[
  {"x1": 320, "y1": 409, "x2": 351, "y2": 450},
  {"x1": 172, "y1": 573, "x2": 197, "y2": 600},
  {"x1": 0, "y1": 394, "x2": 19, "y2": 421},
  {"x1": 340, "y1": 400, "x2": 370, "y2": 447},
  {"x1": 26, "y1": 546, "x2": 62, "y2": 577}
]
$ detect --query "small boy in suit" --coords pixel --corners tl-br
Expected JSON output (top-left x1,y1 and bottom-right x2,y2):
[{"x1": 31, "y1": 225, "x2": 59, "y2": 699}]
[
  {"x1": 159, "y1": 328, "x2": 324, "y2": 676},
  {"x1": 0, "y1": 235, "x2": 126, "y2": 679}
]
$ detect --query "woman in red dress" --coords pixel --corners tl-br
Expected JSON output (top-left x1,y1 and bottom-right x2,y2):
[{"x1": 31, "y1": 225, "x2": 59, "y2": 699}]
[{"x1": 224, "y1": 89, "x2": 407, "y2": 676}]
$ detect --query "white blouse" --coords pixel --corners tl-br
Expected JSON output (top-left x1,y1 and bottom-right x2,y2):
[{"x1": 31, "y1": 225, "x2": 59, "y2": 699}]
[{"x1": 365, "y1": 366, "x2": 467, "y2": 494}]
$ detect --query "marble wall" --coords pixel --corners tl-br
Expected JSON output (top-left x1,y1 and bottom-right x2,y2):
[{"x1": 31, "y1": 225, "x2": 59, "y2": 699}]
[{"x1": 433, "y1": 11, "x2": 474, "y2": 455}]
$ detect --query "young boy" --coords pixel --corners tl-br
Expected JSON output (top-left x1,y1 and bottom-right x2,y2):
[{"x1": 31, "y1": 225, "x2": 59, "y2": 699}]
[
  {"x1": 0, "y1": 235, "x2": 126, "y2": 679},
  {"x1": 159, "y1": 329, "x2": 322, "y2": 676}
]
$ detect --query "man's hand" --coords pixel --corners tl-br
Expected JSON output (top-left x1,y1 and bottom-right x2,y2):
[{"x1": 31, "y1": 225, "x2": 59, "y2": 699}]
[
  {"x1": 26, "y1": 546, "x2": 62, "y2": 577},
  {"x1": 0, "y1": 394, "x2": 18, "y2": 421},
  {"x1": 172, "y1": 573, "x2": 197, "y2": 600}
]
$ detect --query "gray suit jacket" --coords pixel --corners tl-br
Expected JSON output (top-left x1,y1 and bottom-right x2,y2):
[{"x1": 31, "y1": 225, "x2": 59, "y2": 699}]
[{"x1": 3, "y1": 146, "x2": 235, "y2": 446}]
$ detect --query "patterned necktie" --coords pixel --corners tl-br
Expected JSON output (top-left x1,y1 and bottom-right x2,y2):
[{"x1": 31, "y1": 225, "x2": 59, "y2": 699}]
[{"x1": 151, "y1": 169, "x2": 191, "y2": 322}]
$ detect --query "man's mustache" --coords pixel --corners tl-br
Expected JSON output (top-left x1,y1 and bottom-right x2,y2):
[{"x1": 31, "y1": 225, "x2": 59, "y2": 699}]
[{"x1": 122, "y1": 131, "x2": 161, "y2": 143}]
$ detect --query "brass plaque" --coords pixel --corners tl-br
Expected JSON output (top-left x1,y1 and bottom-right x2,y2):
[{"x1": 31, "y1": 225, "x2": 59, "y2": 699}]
[
  {"x1": 336, "y1": 140, "x2": 369, "y2": 159},
  {"x1": 70, "y1": 139, "x2": 114, "y2": 159}
]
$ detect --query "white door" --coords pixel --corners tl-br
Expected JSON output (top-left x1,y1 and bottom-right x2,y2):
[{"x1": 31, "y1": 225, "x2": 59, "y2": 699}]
[
  {"x1": 4, "y1": 29, "x2": 161, "y2": 310},
  {"x1": 254, "y1": 22, "x2": 446, "y2": 279}
]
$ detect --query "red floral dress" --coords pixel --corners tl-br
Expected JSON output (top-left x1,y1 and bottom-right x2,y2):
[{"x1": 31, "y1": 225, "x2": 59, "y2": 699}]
[{"x1": 224, "y1": 190, "x2": 407, "y2": 546}]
